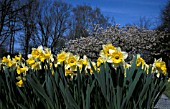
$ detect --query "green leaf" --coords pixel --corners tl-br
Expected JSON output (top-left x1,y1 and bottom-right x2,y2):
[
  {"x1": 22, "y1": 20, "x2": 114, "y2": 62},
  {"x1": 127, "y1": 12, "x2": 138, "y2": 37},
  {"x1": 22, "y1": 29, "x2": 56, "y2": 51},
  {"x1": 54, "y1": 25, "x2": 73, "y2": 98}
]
[
  {"x1": 59, "y1": 81, "x2": 79, "y2": 109},
  {"x1": 27, "y1": 75, "x2": 54, "y2": 109},
  {"x1": 17, "y1": 104, "x2": 28, "y2": 109}
]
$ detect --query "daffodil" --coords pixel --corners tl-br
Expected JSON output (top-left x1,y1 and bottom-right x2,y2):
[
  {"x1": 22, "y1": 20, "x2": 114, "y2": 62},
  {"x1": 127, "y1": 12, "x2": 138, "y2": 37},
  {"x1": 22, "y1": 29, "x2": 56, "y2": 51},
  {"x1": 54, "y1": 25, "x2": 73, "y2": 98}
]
[
  {"x1": 31, "y1": 62, "x2": 41, "y2": 70},
  {"x1": 111, "y1": 51, "x2": 123, "y2": 64},
  {"x1": 65, "y1": 53, "x2": 79, "y2": 69},
  {"x1": 16, "y1": 80, "x2": 23, "y2": 87},
  {"x1": 7, "y1": 60, "x2": 13, "y2": 67},
  {"x1": 136, "y1": 54, "x2": 145, "y2": 67},
  {"x1": 77, "y1": 59, "x2": 83, "y2": 70},
  {"x1": 65, "y1": 69, "x2": 73, "y2": 76},
  {"x1": 31, "y1": 49, "x2": 40, "y2": 58},
  {"x1": 44, "y1": 53, "x2": 51, "y2": 59},
  {"x1": 67, "y1": 56, "x2": 77, "y2": 66},
  {"x1": 2, "y1": 55, "x2": 14, "y2": 67},
  {"x1": 14, "y1": 54, "x2": 22, "y2": 61},
  {"x1": 106, "y1": 48, "x2": 128, "y2": 68},
  {"x1": 17, "y1": 66, "x2": 28, "y2": 75},
  {"x1": 153, "y1": 58, "x2": 167, "y2": 76},
  {"x1": 82, "y1": 55, "x2": 88, "y2": 66},
  {"x1": 39, "y1": 52, "x2": 46, "y2": 62},
  {"x1": 102, "y1": 43, "x2": 116, "y2": 57},
  {"x1": 2, "y1": 56, "x2": 9, "y2": 63},
  {"x1": 97, "y1": 57, "x2": 104, "y2": 67},
  {"x1": 26, "y1": 57, "x2": 35, "y2": 65},
  {"x1": 44, "y1": 47, "x2": 52, "y2": 59},
  {"x1": 16, "y1": 76, "x2": 26, "y2": 81},
  {"x1": 144, "y1": 64, "x2": 149, "y2": 74},
  {"x1": 57, "y1": 51, "x2": 67, "y2": 63}
]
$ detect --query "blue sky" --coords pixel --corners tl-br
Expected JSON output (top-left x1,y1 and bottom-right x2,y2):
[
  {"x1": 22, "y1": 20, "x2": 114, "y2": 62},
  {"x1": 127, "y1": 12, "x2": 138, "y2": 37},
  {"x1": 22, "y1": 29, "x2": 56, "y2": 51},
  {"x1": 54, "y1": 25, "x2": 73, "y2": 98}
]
[{"x1": 63, "y1": 0, "x2": 168, "y2": 27}]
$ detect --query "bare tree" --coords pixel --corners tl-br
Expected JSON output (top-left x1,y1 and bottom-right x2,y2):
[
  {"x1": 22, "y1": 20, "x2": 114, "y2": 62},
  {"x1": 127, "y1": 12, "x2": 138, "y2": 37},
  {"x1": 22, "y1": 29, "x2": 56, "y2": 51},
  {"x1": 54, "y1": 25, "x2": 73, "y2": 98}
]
[
  {"x1": 17, "y1": 0, "x2": 39, "y2": 58},
  {"x1": 0, "y1": 0, "x2": 27, "y2": 53},
  {"x1": 35, "y1": 0, "x2": 71, "y2": 53},
  {"x1": 158, "y1": 1, "x2": 170, "y2": 32},
  {"x1": 69, "y1": 5, "x2": 110, "y2": 39},
  {"x1": 137, "y1": 16, "x2": 152, "y2": 29}
]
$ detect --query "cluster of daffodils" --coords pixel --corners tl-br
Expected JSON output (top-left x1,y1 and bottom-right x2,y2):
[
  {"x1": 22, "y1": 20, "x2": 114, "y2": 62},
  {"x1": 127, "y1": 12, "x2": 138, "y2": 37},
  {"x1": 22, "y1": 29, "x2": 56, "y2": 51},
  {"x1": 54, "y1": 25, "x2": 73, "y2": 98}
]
[
  {"x1": 57, "y1": 51, "x2": 97, "y2": 76},
  {"x1": 0, "y1": 43, "x2": 169, "y2": 87},
  {"x1": 98, "y1": 43, "x2": 128, "y2": 68},
  {"x1": 1, "y1": 54, "x2": 27, "y2": 87},
  {"x1": 26, "y1": 46, "x2": 54, "y2": 70}
]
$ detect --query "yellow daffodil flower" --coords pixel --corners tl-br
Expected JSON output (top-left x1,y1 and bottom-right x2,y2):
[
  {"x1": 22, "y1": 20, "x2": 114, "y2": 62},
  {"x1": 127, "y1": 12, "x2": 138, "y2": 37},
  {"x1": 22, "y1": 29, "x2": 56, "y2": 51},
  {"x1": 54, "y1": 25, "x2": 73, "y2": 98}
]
[
  {"x1": 39, "y1": 52, "x2": 46, "y2": 62},
  {"x1": 31, "y1": 49, "x2": 40, "y2": 58},
  {"x1": 14, "y1": 54, "x2": 22, "y2": 61},
  {"x1": 66, "y1": 54, "x2": 79, "y2": 68},
  {"x1": 26, "y1": 58, "x2": 35, "y2": 65},
  {"x1": 153, "y1": 58, "x2": 167, "y2": 76},
  {"x1": 111, "y1": 51, "x2": 123, "y2": 64},
  {"x1": 16, "y1": 80, "x2": 23, "y2": 87},
  {"x1": 97, "y1": 57, "x2": 104, "y2": 67},
  {"x1": 102, "y1": 43, "x2": 116, "y2": 57},
  {"x1": 17, "y1": 66, "x2": 28, "y2": 75},
  {"x1": 31, "y1": 62, "x2": 41, "y2": 70},
  {"x1": 82, "y1": 55, "x2": 88, "y2": 66},
  {"x1": 65, "y1": 69, "x2": 73, "y2": 76},
  {"x1": 2, "y1": 56, "x2": 14, "y2": 67},
  {"x1": 57, "y1": 51, "x2": 67, "y2": 63},
  {"x1": 136, "y1": 54, "x2": 145, "y2": 67},
  {"x1": 2, "y1": 56, "x2": 9, "y2": 63}
]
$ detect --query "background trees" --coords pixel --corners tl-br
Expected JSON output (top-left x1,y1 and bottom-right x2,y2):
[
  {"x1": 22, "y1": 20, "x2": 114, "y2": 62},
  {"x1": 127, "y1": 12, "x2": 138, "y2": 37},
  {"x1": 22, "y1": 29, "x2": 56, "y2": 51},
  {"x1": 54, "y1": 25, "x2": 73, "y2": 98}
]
[
  {"x1": 35, "y1": 0, "x2": 71, "y2": 53},
  {"x1": 0, "y1": 0, "x2": 28, "y2": 54},
  {"x1": 158, "y1": 1, "x2": 170, "y2": 32},
  {"x1": 0, "y1": 0, "x2": 169, "y2": 68},
  {"x1": 69, "y1": 5, "x2": 110, "y2": 39},
  {"x1": 17, "y1": 0, "x2": 39, "y2": 58},
  {"x1": 0, "y1": 0, "x2": 111, "y2": 56}
]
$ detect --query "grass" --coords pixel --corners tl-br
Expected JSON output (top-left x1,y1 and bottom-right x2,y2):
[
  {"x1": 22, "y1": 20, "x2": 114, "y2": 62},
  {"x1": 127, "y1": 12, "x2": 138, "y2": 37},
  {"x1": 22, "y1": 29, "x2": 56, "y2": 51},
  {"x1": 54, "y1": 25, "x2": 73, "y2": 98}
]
[{"x1": 164, "y1": 82, "x2": 170, "y2": 98}]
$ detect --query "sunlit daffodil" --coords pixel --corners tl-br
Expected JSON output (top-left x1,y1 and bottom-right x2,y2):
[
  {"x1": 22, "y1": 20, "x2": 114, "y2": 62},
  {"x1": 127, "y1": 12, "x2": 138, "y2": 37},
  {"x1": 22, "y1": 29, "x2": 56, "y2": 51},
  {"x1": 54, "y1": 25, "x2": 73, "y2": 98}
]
[
  {"x1": 57, "y1": 51, "x2": 67, "y2": 63},
  {"x1": 26, "y1": 57, "x2": 35, "y2": 65},
  {"x1": 153, "y1": 58, "x2": 167, "y2": 76},
  {"x1": 39, "y1": 52, "x2": 46, "y2": 62},
  {"x1": 107, "y1": 47, "x2": 128, "y2": 66},
  {"x1": 14, "y1": 54, "x2": 22, "y2": 61},
  {"x1": 31, "y1": 62, "x2": 41, "y2": 70},
  {"x1": 82, "y1": 55, "x2": 88, "y2": 66},
  {"x1": 16, "y1": 80, "x2": 23, "y2": 87},
  {"x1": 77, "y1": 59, "x2": 83, "y2": 70},
  {"x1": 2, "y1": 56, "x2": 10, "y2": 63},
  {"x1": 44, "y1": 47, "x2": 52, "y2": 59},
  {"x1": 136, "y1": 54, "x2": 145, "y2": 67},
  {"x1": 111, "y1": 51, "x2": 123, "y2": 64},
  {"x1": 100, "y1": 44, "x2": 128, "y2": 65},
  {"x1": 2, "y1": 55, "x2": 14, "y2": 67},
  {"x1": 97, "y1": 57, "x2": 104, "y2": 67},
  {"x1": 65, "y1": 68, "x2": 73, "y2": 76},
  {"x1": 65, "y1": 53, "x2": 79, "y2": 68},
  {"x1": 31, "y1": 49, "x2": 40, "y2": 59},
  {"x1": 102, "y1": 43, "x2": 116, "y2": 57},
  {"x1": 17, "y1": 65, "x2": 28, "y2": 75}
]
